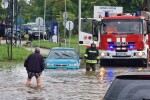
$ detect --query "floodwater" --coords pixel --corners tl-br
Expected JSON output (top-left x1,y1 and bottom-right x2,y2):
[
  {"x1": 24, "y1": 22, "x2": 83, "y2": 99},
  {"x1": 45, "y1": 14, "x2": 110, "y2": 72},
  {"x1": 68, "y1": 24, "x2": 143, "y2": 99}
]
[{"x1": 0, "y1": 64, "x2": 145, "y2": 100}]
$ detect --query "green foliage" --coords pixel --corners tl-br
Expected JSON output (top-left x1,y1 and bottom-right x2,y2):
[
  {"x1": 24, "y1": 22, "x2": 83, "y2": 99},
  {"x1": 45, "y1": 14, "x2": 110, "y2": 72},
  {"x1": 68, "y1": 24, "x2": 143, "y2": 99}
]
[
  {"x1": 0, "y1": 0, "x2": 148, "y2": 21},
  {"x1": 0, "y1": 0, "x2": 148, "y2": 36},
  {"x1": 116, "y1": 0, "x2": 145, "y2": 12}
]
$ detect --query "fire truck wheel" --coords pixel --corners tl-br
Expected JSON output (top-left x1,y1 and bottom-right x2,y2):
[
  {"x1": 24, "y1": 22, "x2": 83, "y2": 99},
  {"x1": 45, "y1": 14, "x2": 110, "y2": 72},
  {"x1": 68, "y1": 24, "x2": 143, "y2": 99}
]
[{"x1": 143, "y1": 59, "x2": 149, "y2": 67}]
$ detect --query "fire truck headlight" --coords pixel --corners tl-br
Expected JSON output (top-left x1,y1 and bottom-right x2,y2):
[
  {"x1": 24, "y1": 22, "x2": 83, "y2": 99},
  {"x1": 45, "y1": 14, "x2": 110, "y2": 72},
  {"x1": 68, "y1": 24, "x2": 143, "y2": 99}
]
[
  {"x1": 100, "y1": 52, "x2": 107, "y2": 57},
  {"x1": 136, "y1": 52, "x2": 145, "y2": 57}
]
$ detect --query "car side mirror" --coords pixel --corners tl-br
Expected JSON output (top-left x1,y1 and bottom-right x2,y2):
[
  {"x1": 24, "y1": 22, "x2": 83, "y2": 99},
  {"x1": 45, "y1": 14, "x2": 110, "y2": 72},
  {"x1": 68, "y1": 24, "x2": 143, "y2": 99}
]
[{"x1": 147, "y1": 20, "x2": 150, "y2": 33}]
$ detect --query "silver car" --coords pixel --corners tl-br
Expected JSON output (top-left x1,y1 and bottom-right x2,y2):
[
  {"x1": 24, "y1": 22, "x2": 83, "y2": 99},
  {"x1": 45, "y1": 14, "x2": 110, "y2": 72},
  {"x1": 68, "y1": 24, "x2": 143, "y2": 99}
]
[{"x1": 28, "y1": 25, "x2": 46, "y2": 39}]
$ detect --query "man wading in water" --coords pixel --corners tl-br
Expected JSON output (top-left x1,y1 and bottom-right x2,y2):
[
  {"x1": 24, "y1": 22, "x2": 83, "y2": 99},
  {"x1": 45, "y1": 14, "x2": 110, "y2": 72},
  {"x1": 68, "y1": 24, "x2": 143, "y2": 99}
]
[{"x1": 24, "y1": 47, "x2": 45, "y2": 87}]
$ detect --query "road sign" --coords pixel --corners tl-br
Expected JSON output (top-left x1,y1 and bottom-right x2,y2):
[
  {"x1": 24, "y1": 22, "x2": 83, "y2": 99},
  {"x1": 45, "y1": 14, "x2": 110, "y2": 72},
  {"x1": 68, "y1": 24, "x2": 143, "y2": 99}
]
[
  {"x1": 66, "y1": 21, "x2": 74, "y2": 31},
  {"x1": 35, "y1": 17, "x2": 43, "y2": 26},
  {"x1": 1, "y1": 0, "x2": 8, "y2": 9},
  {"x1": 63, "y1": 12, "x2": 68, "y2": 19}
]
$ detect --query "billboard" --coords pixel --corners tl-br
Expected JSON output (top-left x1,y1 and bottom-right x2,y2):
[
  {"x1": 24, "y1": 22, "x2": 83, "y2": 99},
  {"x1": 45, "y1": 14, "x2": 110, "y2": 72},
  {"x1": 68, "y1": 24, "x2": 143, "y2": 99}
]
[
  {"x1": 46, "y1": 21, "x2": 59, "y2": 43},
  {"x1": 94, "y1": 6, "x2": 123, "y2": 18}
]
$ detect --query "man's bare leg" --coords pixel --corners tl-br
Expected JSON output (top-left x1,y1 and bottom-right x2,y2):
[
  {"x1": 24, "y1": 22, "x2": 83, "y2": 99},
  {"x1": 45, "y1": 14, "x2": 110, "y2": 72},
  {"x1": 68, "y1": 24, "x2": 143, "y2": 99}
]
[
  {"x1": 36, "y1": 77, "x2": 41, "y2": 87},
  {"x1": 26, "y1": 78, "x2": 31, "y2": 87}
]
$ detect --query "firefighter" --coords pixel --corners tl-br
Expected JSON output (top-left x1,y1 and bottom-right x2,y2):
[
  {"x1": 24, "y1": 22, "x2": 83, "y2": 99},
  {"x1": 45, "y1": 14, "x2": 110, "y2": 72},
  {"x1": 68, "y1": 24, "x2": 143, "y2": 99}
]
[
  {"x1": 106, "y1": 22, "x2": 117, "y2": 34},
  {"x1": 84, "y1": 41, "x2": 99, "y2": 71}
]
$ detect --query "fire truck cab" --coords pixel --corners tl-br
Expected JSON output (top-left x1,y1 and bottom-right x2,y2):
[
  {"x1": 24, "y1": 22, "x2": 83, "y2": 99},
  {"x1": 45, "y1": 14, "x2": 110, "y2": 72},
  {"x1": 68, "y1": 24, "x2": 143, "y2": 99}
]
[{"x1": 98, "y1": 11, "x2": 150, "y2": 67}]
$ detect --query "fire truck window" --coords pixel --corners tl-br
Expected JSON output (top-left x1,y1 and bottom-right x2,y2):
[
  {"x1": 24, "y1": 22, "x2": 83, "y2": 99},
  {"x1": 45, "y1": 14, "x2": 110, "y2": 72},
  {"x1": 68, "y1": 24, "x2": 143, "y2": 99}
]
[
  {"x1": 102, "y1": 23, "x2": 107, "y2": 34},
  {"x1": 134, "y1": 25, "x2": 139, "y2": 33},
  {"x1": 81, "y1": 19, "x2": 92, "y2": 34},
  {"x1": 131, "y1": 22, "x2": 142, "y2": 34},
  {"x1": 105, "y1": 22, "x2": 118, "y2": 34},
  {"x1": 93, "y1": 25, "x2": 98, "y2": 41},
  {"x1": 102, "y1": 20, "x2": 143, "y2": 34},
  {"x1": 118, "y1": 22, "x2": 128, "y2": 32}
]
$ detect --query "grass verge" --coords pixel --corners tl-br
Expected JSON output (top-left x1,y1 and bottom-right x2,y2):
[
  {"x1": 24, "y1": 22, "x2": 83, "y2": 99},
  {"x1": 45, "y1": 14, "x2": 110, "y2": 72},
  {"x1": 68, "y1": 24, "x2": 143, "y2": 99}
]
[{"x1": 0, "y1": 44, "x2": 32, "y2": 61}]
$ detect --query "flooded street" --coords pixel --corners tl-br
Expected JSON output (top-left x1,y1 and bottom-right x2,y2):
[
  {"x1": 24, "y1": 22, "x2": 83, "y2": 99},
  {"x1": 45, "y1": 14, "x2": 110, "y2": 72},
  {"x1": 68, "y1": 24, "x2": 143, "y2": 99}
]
[{"x1": 0, "y1": 64, "x2": 145, "y2": 100}]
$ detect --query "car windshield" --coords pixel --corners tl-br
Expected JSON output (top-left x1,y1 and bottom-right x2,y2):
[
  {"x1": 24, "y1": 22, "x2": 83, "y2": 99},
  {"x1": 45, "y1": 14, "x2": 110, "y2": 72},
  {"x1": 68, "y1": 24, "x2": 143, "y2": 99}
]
[
  {"x1": 48, "y1": 49, "x2": 77, "y2": 59},
  {"x1": 102, "y1": 19, "x2": 143, "y2": 34}
]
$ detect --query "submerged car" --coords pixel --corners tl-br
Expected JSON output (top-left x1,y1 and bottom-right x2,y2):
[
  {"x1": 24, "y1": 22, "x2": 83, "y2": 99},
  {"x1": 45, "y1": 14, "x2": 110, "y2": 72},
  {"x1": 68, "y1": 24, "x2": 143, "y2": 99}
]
[
  {"x1": 103, "y1": 70, "x2": 150, "y2": 100},
  {"x1": 45, "y1": 47, "x2": 81, "y2": 69}
]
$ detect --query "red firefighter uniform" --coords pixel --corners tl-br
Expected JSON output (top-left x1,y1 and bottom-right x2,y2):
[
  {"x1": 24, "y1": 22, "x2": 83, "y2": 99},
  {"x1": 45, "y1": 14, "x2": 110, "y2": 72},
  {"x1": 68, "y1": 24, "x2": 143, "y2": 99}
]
[{"x1": 84, "y1": 42, "x2": 99, "y2": 71}]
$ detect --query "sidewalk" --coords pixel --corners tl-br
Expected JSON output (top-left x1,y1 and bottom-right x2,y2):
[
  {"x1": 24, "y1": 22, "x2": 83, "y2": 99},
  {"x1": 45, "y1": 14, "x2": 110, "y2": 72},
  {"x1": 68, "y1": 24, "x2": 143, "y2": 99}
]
[{"x1": 1, "y1": 40, "x2": 49, "y2": 55}]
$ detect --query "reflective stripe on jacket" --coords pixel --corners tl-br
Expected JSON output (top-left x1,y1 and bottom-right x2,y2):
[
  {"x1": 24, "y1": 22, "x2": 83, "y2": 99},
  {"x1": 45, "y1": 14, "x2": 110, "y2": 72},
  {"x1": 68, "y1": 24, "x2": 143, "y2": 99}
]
[
  {"x1": 84, "y1": 54, "x2": 88, "y2": 58},
  {"x1": 84, "y1": 47, "x2": 99, "y2": 64},
  {"x1": 86, "y1": 59, "x2": 97, "y2": 64}
]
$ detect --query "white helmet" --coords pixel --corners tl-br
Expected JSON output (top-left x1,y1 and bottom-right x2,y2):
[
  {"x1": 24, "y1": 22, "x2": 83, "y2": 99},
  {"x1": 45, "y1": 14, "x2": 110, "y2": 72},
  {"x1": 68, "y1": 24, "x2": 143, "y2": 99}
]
[
  {"x1": 91, "y1": 41, "x2": 96, "y2": 45},
  {"x1": 91, "y1": 41, "x2": 96, "y2": 47}
]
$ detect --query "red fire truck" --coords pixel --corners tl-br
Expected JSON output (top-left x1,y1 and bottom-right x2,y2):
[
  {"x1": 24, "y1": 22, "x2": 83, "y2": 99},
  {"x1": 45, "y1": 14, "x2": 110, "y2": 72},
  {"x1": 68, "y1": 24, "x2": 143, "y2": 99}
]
[{"x1": 97, "y1": 12, "x2": 150, "y2": 67}]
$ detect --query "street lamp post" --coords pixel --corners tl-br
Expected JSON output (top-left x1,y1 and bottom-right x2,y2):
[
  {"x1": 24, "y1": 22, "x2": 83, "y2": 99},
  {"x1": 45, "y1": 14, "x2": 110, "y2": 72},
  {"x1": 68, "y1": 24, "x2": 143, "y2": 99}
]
[
  {"x1": 44, "y1": 0, "x2": 46, "y2": 40},
  {"x1": 64, "y1": 0, "x2": 66, "y2": 39},
  {"x1": 63, "y1": 0, "x2": 67, "y2": 47},
  {"x1": 78, "y1": 0, "x2": 81, "y2": 55}
]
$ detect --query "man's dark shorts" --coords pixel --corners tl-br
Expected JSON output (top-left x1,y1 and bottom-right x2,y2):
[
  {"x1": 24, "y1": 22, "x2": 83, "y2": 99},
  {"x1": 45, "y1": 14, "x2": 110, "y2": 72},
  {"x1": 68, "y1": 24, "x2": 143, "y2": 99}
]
[{"x1": 27, "y1": 71, "x2": 42, "y2": 79}]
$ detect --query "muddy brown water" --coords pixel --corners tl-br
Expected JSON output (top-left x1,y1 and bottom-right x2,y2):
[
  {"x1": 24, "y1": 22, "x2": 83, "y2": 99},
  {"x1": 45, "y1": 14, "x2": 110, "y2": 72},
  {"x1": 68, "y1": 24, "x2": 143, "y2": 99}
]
[{"x1": 0, "y1": 64, "x2": 144, "y2": 100}]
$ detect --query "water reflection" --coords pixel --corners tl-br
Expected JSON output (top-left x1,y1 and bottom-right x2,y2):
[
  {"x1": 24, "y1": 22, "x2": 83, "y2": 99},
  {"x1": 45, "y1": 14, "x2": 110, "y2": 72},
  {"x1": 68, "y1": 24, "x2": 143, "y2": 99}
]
[
  {"x1": 99, "y1": 67, "x2": 115, "y2": 81},
  {"x1": 0, "y1": 64, "x2": 146, "y2": 100}
]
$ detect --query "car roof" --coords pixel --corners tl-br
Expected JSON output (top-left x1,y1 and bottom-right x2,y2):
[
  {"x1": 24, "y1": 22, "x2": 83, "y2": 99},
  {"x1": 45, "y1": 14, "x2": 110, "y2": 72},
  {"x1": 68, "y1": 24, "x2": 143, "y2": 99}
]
[
  {"x1": 104, "y1": 70, "x2": 150, "y2": 100},
  {"x1": 51, "y1": 47, "x2": 76, "y2": 51},
  {"x1": 115, "y1": 70, "x2": 150, "y2": 79},
  {"x1": 119, "y1": 70, "x2": 150, "y2": 76}
]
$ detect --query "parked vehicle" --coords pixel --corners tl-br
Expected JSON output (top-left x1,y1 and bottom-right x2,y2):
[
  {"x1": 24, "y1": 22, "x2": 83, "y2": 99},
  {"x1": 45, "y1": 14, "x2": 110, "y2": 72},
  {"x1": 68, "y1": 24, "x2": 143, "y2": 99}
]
[
  {"x1": 20, "y1": 24, "x2": 32, "y2": 34},
  {"x1": 103, "y1": 70, "x2": 150, "y2": 100},
  {"x1": 28, "y1": 25, "x2": 46, "y2": 40},
  {"x1": 45, "y1": 47, "x2": 81, "y2": 69},
  {"x1": 79, "y1": 7, "x2": 150, "y2": 67}
]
